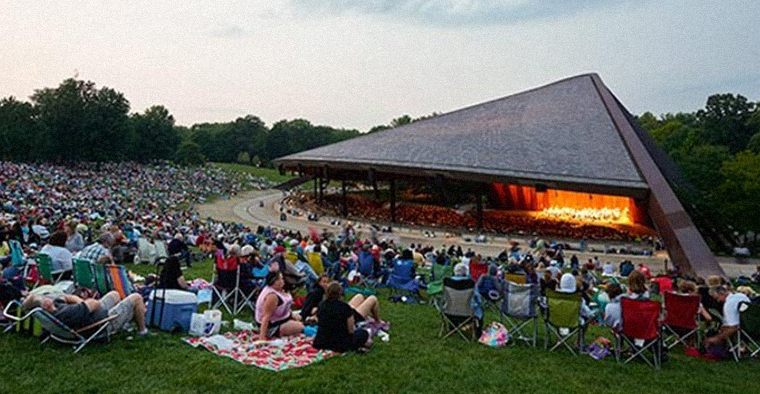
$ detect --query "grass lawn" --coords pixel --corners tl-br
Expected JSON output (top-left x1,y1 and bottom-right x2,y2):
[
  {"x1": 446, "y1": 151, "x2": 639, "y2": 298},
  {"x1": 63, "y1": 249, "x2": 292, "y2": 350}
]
[
  {"x1": 1, "y1": 261, "x2": 757, "y2": 394},
  {"x1": 212, "y1": 162, "x2": 296, "y2": 184}
]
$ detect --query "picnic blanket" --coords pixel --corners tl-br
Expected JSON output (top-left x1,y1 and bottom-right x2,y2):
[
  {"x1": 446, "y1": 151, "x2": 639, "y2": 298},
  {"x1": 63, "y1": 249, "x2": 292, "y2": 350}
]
[{"x1": 183, "y1": 331, "x2": 336, "y2": 371}]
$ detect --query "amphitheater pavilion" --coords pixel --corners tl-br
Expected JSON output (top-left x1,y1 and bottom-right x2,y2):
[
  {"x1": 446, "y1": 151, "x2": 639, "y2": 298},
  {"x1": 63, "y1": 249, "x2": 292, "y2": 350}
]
[{"x1": 274, "y1": 73, "x2": 723, "y2": 278}]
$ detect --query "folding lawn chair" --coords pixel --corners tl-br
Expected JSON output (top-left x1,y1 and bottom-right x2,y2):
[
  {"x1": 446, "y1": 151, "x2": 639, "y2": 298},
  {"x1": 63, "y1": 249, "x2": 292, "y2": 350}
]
[
  {"x1": 73, "y1": 258, "x2": 96, "y2": 290},
  {"x1": 107, "y1": 264, "x2": 133, "y2": 299},
  {"x1": 426, "y1": 263, "x2": 453, "y2": 301},
  {"x1": 154, "y1": 240, "x2": 169, "y2": 263},
  {"x1": 500, "y1": 282, "x2": 539, "y2": 347},
  {"x1": 34, "y1": 253, "x2": 66, "y2": 286},
  {"x1": 469, "y1": 260, "x2": 488, "y2": 282},
  {"x1": 8, "y1": 240, "x2": 28, "y2": 278},
  {"x1": 504, "y1": 273, "x2": 526, "y2": 285},
  {"x1": 544, "y1": 290, "x2": 585, "y2": 355},
  {"x1": 211, "y1": 253, "x2": 245, "y2": 315},
  {"x1": 134, "y1": 238, "x2": 157, "y2": 264},
  {"x1": 662, "y1": 292, "x2": 701, "y2": 349},
  {"x1": 616, "y1": 298, "x2": 663, "y2": 369},
  {"x1": 2, "y1": 300, "x2": 118, "y2": 353},
  {"x1": 306, "y1": 251, "x2": 325, "y2": 276},
  {"x1": 355, "y1": 252, "x2": 381, "y2": 288},
  {"x1": 386, "y1": 259, "x2": 419, "y2": 297},
  {"x1": 730, "y1": 301, "x2": 760, "y2": 361},
  {"x1": 92, "y1": 263, "x2": 111, "y2": 296},
  {"x1": 439, "y1": 277, "x2": 476, "y2": 341},
  {"x1": 476, "y1": 274, "x2": 503, "y2": 314}
]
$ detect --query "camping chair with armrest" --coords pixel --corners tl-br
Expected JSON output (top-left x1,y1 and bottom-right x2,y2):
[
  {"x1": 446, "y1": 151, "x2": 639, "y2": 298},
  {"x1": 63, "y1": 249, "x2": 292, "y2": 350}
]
[
  {"x1": 504, "y1": 273, "x2": 526, "y2": 285},
  {"x1": 154, "y1": 240, "x2": 169, "y2": 264},
  {"x1": 386, "y1": 259, "x2": 419, "y2": 297},
  {"x1": 729, "y1": 301, "x2": 760, "y2": 361},
  {"x1": 616, "y1": 298, "x2": 663, "y2": 369},
  {"x1": 107, "y1": 264, "x2": 133, "y2": 299},
  {"x1": 544, "y1": 289, "x2": 585, "y2": 355},
  {"x1": 211, "y1": 252, "x2": 244, "y2": 315},
  {"x1": 439, "y1": 277, "x2": 477, "y2": 341},
  {"x1": 34, "y1": 253, "x2": 65, "y2": 286},
  {"x1": 426, "y1": 263, "x2": 453, "y2": 301},
  {"x1": 469, "y1": 260, "x2": 489, "y2": 282},
  {"x1": 476, "y1": 274, "x2": 503, "y2": 315},
  {"x1": 92, "y1": 263, "x2": 111, "y2": 296},
  {"x1": 306, "y1": 251, "x2": 325, "y2": 276},
  {"x1": 233, "y1": 263, "x2": 265, "y2": 315},
  {"x1": 9, "y1": 240, "x2": 28, "y2": 278},
  {"x1": 134, "y1": 238, "x2": 157, "y2": 264},
  {"x1": 662, "y1": 292, "x2": 701, "y2": 349},
  {"x1": 3, "y1": 300, "x2": 118, "y2": 353},
  {"x1": 500, "y1": 281, "x2": 539, "y2": 347},
  {"x1": 73, "y1": 258, "x2": 95, "y2": 290},
  {"x1": 355, "y1": 251, "x2": 380, "y2": 288}
]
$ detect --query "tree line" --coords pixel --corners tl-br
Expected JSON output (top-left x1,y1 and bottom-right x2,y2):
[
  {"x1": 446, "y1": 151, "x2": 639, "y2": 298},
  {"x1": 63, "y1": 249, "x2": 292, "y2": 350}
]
[
  {"x1": 1, "y1": 78, "x2": 758, "y2": 252},
  {"x1": 635, "y1": 93, "x2": 760, "y2": 252}
]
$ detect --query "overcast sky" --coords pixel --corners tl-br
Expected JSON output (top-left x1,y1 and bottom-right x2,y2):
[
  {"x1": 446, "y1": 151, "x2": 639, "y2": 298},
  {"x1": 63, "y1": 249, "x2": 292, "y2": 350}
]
[{"x1": 1, "y1": 0, "x2": 758, "y2": 131}]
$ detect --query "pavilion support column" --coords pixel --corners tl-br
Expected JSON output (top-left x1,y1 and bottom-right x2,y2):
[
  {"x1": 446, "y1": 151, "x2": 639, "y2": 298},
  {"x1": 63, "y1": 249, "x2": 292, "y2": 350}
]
[
  {"x1": 313, "y1": 177, "x2": 318, "y2": 199},
  {"x1": 318, "y1": 177, "x2": 324, "y2": 203},
  {"x1": 373, "y1": 179, "x2": 380, "y2": 200},
  {"x1": 476, "y1": 191, "x2": 484, "y2": 231},
  {"x1": 390, "y1": 179, "x2": 396, "y2": 225},
  {"x1": 341, "y1": 180, "x2": 348, "y2": 217}
]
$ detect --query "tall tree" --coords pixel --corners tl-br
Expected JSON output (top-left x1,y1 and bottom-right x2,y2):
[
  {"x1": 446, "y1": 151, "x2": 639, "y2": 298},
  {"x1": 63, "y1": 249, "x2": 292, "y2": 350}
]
[
  {"x1": 130, "y1": 105, "x2": 180, "y2": 162},
  {"x1": 696, "y1": 93, "x2": 756, "y2": 153},
  {"x1": 31, "y1": 79, "x2": 131, "y2": 161},
  {"x1": 0, "y1": 97, "x2": 39, "y2": 160}
]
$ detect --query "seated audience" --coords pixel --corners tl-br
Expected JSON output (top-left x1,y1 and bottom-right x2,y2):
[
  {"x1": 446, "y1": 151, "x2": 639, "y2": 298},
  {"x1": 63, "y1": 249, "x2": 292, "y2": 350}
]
[
  {"x1": 704, "y1": 285, "x2": 751, "y2": 359},
  {"x1": 22, "y1": 290, "x2": 148, "y2": 335},
  {"x1": 255, "y1": 271, "x2": 304, "y2": 339},
  {"x1": 313, "y1": 281, "x2": 373, "y2": 353},
  {"x1": 159, "y1": 255, "x2": 189, "y2": 290},
  {"x1": 39, "y1": 231, "x2": 73, "y2": 278}
]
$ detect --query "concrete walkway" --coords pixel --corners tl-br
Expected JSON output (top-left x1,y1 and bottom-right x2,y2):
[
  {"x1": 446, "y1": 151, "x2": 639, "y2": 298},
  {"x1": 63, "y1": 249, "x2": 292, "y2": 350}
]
[{"x1": 198, "y1": 190, "x2": 758, "y2": 278}]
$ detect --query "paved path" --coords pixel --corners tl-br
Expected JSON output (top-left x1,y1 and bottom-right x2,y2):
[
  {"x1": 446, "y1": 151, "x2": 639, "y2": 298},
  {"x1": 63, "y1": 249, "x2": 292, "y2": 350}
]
[{"x1": 198, "y1": 190, "x2": 758, "y2": 278}]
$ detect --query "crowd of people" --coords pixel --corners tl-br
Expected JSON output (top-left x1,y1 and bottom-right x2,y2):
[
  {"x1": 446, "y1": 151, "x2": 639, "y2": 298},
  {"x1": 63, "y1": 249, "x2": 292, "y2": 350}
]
[
  {"x1": 307, "y1": 193, "x2": 652, "y2": 243},
  {"x1": 1, "y1": 161, "x2": 758, "y2": 361}
]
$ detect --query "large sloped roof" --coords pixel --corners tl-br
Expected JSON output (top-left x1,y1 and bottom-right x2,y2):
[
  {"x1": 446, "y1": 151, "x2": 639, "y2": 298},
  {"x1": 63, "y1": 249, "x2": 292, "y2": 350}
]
[{"x1": 276, "y1": 73, "x2": 648, "y2": 194}]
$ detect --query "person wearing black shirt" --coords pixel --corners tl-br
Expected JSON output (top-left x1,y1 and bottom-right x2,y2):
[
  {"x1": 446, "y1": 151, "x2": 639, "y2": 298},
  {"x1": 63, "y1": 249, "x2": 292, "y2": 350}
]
[
  {"x1": 313, "y1": 282, "x2": 372, "y2": 353},
  {"x1": 301, "y1": 275, "x2": 330, "y2": 322},
  {"x1": 168, "y1": 233, "x2": 191, "y2": 267},
  {"x1": 159, "y1": 255, "x2": 189, "y2": 290}
]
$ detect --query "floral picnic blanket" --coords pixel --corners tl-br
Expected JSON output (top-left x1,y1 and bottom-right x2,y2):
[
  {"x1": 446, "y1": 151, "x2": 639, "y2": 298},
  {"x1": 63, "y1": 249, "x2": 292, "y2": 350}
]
[{"x1": 183, "y1": 331, "x2": 336, "y2": 372}]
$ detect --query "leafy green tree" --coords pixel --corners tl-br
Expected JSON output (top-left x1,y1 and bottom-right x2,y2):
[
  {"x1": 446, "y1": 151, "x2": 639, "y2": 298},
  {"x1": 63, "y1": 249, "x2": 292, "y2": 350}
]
[
  {"x1": 748, "y1": 132, "x2": 760, "y2": 154},
  {"x1": 636, "y1": 112, "x2": 661, "y2": 132},
  {"x1": 671, "y1": 144, "x2": 732, "y2": 193},
  {"x1": 716, "y1": 151, "x2": 760, "y2": 237},
  {"x1": 0, "y1": 97, "x2": 40, "y2": 160},
  {"x1": 130, "y1": 105, "x2": 180, "y2": 162},
  {"x1": 696, "y1": 93, "x2": 756, "y2": 153},
  {"x1": 174, "y1": 141, "x2": 205, "y2": 166},
  {"x1": 31, "y1": 79, "x2": 131, "y2": 161},
  {"x1": 649, "y1": 120, "x2": 703, "y2": 155}
]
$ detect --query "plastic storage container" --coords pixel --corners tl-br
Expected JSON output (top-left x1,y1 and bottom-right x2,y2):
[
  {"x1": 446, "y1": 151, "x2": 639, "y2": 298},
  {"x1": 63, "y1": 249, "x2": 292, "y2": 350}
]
[{"x1": 147, "y1": 289, "x2": 198, "y2": 332}]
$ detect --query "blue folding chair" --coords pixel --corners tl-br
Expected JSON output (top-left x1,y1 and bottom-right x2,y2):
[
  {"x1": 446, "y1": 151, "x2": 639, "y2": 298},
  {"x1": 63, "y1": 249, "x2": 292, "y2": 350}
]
[{"x1": 386, "y1": 259, "x2": 419, "y2": 296}]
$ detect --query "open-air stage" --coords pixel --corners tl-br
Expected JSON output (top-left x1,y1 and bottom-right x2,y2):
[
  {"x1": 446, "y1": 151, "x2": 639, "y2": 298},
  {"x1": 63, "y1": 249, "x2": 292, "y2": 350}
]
[{"x1": 198, "y1": 189, "x2": 757, "y2": 278}]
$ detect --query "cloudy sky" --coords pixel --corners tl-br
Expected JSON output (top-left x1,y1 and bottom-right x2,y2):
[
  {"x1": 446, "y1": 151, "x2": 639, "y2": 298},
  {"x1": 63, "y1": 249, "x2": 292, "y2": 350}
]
[{"x1": 1, "y1": 0, "x2": 758, "y2": 131}]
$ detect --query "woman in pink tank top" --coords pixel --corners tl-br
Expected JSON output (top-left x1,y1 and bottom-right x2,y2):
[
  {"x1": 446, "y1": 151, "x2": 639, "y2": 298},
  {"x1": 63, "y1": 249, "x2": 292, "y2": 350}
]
[{"x1": 255, "y1": 271, "x2": 304, "y2": 339}]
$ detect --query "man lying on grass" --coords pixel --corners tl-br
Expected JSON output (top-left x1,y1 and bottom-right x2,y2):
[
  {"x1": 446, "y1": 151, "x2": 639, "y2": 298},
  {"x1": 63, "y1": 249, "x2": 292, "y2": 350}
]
[{"x1": 22, "y1": 291, "x2": 149, "y2": 336}]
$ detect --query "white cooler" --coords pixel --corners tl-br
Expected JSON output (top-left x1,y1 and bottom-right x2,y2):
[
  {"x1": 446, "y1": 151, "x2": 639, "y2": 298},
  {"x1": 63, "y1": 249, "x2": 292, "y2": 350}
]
[{"x1": 146, "y1": 289, "x2": 198, "y2": 332}]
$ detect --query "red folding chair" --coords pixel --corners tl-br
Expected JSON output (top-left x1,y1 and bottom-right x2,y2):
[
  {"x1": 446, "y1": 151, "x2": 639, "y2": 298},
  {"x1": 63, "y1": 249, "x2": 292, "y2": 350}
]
[
  {"x1": 616, "y1": 298, "x2": 663, "y2": 369},
  {"x1": 211, "y1": 251, "x2": 243, "y2": 315},
  {"x1": 469, "y1": 260, "x2": 488, "y2": 282},
  {"x1": 662, "y1": 292, "x2": 701, "y2": 349}
]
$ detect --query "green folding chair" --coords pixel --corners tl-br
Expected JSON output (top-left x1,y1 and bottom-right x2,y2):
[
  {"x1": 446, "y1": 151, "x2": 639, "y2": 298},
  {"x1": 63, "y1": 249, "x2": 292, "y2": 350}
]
[
  {"x1": 732, "y1": 302, "x2": 760, "y2": 361},
  {"x1": 544, "y1": 290, "x2": 585, "y2": 355},
  {"x1": 73, "y1": 258, "x2": 96, "y2": 289},
  {"x1": 34, "y1": 253, "x2": 65, "y2": 286},
  {"x1": 92, "y1": 263, "x2": 111, "y2": 295},
  {"x1": 427, "y1": 263, "x2": 453, "y2": 299}
]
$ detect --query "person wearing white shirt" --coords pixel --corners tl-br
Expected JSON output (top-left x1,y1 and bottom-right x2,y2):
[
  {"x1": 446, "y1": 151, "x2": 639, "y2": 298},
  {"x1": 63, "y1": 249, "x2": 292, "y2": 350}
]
[
  {"x1": 704, "y1": 285, "x2": 751, "y2": 359},
  {"x1": 40, "y1": 231, "x2": 74, "y2": 275}
]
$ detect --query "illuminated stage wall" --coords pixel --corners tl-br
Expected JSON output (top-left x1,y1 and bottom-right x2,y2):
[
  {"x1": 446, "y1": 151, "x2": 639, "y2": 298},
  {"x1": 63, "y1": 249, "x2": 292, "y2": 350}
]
[{"x1": 489, "y1": 184, "x2": 648, "y2": 225}]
